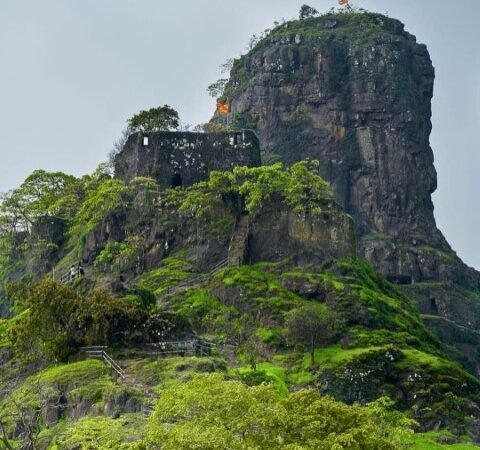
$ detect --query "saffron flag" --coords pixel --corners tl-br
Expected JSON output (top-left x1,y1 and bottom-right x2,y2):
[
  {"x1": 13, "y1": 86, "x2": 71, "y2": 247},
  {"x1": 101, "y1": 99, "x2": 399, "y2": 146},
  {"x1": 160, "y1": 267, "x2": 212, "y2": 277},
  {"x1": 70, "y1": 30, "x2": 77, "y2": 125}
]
[
  {"x1": 338, "y1": 0, "x2": 349, "y2": 5},
  {"x1": 216, "y1": 101, "x2": 229, "y2": 115}
]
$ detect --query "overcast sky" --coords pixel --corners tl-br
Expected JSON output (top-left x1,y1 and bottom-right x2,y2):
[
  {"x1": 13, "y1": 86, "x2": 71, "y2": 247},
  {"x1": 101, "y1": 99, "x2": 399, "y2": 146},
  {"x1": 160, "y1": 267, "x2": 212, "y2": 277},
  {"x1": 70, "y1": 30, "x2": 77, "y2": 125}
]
[{"x1": 0, "y1": 0, "x2": 479, "y2": 269}]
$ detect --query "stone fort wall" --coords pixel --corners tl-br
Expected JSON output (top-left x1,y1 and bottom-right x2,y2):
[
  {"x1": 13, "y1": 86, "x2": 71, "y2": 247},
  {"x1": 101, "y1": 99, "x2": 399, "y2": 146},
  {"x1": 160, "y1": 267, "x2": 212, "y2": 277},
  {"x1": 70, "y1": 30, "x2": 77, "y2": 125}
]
[{"x1": 114, "y1": 130, "x2": 261, "y2": 188}]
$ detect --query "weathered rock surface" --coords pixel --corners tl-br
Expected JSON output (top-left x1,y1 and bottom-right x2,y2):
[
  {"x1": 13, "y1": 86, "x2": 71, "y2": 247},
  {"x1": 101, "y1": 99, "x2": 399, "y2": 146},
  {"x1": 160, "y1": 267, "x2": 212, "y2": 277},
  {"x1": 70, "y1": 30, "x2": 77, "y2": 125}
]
[
  {"x1": 248, "y1": 203, "x2": 355, "y2": 264},
  {"x1": 224, "y1": 12, "x2": 480, "y2": 372}
]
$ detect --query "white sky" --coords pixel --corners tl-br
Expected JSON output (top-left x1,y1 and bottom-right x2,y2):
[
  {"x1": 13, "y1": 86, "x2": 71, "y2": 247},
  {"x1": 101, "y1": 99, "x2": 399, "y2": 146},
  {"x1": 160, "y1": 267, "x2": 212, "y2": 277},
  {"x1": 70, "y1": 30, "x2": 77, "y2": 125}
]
[{"x1": 0, "y1": 0, "x2": 479, "y2": 269}]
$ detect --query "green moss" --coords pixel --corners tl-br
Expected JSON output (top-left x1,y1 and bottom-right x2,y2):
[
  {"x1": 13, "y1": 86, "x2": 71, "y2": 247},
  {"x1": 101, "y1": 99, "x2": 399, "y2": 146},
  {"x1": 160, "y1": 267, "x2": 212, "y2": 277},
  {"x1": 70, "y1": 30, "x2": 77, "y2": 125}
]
[
  {"x1": 35, "y1": 360, "x2": 114, "y2": 402},
  {"x1": 337, "y1": 259, "x2": 439, "y2": 354},
  {"x1": 398, "y1": 349, "x2": 464, "y2": 372},
  {"x1": 0, "y1": 359, "x2": 115, "y2": 432},
  {"x1": 350, "y1": 326, "x2": 421, "y2": 348},
  {"x1": 215, "y1": 264, "x2": 302, "y2": 315},
  {"x1": 135, "y1": 256, "x2": 194, "y2": 295},
  {"x1": 411, "y1": 431, "x2": 477, "y2": 449},
  {"x1": 170, "y1": 288, "x2": 239, "y2": 336},
  {"x1": 303, "y1": 345, "x2": 387, "y2": 370},
  {"x1": 321, "y1": 272, "x2": 345, "y2": 291},
  {"x1": 256, "y1": 327, "x2": 282, "y2": 345},
  {"x1": 280, "y1": 270, "x2": 344, "y2": 293},
  {"x1": 361, "y1": 233, "x2": 391, "y2": 242},
  {"x1": 287, "y1": 370, "x2": 316, "y2": 385},
  {"x1": 231, "y1": 362, "x2": 288, "y2": 396},
  {"x1": 418, "y1": 246, "x2": 457, "y2": 264}
]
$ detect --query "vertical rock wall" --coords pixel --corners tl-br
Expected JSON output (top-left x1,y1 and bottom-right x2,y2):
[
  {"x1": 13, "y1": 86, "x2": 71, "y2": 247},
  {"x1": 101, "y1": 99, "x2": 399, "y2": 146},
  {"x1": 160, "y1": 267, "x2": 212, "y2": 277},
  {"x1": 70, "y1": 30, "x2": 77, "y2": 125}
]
[
  {"x1": 224, "y1": 12, "x2": 480, "y2": 372},
  {"x1": 226, "y1": 13, "x2": 469, "y2": 282}
]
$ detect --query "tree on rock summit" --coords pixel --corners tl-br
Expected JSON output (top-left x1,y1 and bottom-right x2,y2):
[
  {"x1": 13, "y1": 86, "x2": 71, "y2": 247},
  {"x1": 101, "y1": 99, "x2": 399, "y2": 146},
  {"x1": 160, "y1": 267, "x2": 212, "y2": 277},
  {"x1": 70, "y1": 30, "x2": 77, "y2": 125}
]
[{"x1": 127, "y1": 105, "x2": 180, "y2": 134}]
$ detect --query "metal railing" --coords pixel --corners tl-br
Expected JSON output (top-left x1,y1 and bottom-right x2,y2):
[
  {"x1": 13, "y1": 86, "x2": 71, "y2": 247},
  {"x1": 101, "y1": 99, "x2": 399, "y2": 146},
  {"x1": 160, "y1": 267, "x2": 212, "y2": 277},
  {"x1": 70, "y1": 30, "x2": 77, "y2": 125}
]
[
  {"x1": 83, "y1": 346, "x2": 125, "y2": 379},
  {"x1": 82, "y1": 340, "x2": 215, "y2": 371},
  {"x1": 54, "y1": 265, "x2": 84, "y2": 284},
  {"x1": 142, "y1": 339, "x2": 216, "y2": 357}
]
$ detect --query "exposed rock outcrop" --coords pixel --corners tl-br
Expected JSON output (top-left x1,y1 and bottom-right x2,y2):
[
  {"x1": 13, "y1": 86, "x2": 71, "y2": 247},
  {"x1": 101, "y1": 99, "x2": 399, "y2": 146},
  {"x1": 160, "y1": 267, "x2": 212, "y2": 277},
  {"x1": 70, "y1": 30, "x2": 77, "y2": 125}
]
[{"x1": 223, "y1": 12, "x2": 480, "y2": 372}]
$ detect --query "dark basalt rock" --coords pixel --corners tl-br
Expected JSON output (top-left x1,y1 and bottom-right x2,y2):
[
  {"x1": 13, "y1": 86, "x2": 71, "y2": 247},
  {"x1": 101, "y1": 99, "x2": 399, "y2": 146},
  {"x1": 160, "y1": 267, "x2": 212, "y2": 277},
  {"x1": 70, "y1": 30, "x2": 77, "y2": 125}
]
[{"x1": 225, "y1": 12, "x2": 480, "y2": 370}]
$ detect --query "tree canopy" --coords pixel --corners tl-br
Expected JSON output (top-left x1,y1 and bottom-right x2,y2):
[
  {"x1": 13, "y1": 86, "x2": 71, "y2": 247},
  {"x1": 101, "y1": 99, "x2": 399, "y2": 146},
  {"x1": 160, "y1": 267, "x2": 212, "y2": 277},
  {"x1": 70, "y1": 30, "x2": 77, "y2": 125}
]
[
  {"x1": 299, "y1": 4, "x2": 320, "y2": 20},
  {"x1": 145, "y1": 373, "x2": 404, "y2": 450},
  {"x1": 6, "y1": 280, "x2": 147, "y2": 361},
  {"x1": 286, "y1": 305, "x2": 342, "y2": 364},
  {"x1": 127, "y1": 105, "x2": 180, "y2": 134},
  {"x1": 0, "y1": 170, "x2": 79, "y2": 233},
  {"x1": 168, "y1": 160, "x2": 333, "y2": 218}
]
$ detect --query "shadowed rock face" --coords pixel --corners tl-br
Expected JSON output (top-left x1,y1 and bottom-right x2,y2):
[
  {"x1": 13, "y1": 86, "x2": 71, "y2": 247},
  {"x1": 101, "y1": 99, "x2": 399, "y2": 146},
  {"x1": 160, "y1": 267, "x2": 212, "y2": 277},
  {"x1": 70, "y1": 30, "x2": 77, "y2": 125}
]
[
  {"x1": 225, "y1": 13, "x2": 480, "y2": 371},
  {"x1": 227, "y1": 13, "x2": 439, "y2": 276}
]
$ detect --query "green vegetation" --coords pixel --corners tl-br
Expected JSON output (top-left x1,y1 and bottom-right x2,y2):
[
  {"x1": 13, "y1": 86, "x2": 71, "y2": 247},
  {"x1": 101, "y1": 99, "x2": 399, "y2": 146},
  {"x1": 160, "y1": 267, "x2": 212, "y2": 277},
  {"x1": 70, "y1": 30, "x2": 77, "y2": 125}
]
[
  {"x1": 286, "y1": 305, "x2": 342, "y2": 364},
  {"x1": 135, "y1": 256, "x2": 194, "y2": 295},
  {"x1": 163, "y1": 160, "x2": 333, "y2": 219},
  {"x1": 5, "y1": 279, "x2": 156, "y2": 360},
  {"x1": 1, "y1": 158, "x2": 480, "y2": 447},
  {"x1": 0, "y1": 169, "x2": 79, "y2": 232},
  {"x1": 299, "y1": 4, "x2": 320, "y2": 20},
  {"x1": 127, "y1": 104, "x2": 179, "y2": 134},
  {"x1": 50, "y1": 414, "x2": 146, "y2": 449},
  {"x1": 411, "y1": 432, "x2": 477, "y2": 449},
  {"x1": 144, "y1": 373, "x2": 405, "y2": 449},
  {"x1": 70, "y1": 178, "x2": 128, "y2": 238}
]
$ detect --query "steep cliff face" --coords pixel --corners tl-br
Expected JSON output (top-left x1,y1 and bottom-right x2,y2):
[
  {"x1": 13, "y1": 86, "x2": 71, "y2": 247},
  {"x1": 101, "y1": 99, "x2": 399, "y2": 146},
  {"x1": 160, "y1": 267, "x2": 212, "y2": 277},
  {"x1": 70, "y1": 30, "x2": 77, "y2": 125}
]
[
  {"x1": 227, "y1": 13, "x2": 438, "y2": 275},
  {"x1": 224, "y1": 12, "x2": 480, "y2": 372}
]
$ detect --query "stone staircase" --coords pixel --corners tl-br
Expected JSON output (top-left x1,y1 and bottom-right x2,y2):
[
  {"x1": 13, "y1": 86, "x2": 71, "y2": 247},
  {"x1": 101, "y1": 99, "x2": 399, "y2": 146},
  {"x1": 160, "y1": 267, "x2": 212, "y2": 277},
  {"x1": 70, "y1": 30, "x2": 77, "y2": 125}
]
[{"x1": 228, "y1": 215, "x2": 250, "y2": 267}]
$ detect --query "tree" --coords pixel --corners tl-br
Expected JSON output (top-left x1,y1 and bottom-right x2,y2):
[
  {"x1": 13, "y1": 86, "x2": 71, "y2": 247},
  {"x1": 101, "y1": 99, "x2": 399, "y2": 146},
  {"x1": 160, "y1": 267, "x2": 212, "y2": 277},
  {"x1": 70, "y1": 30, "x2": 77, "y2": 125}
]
[
  {"x1": 70, "y1": 178, "x2": 129, "y2": 238},
  {"x1": 286, "y1": 305, "x2": 341, "y2": 364},
  {"x1": 145, "y1": 373, "x2": 401, "y2": 449},
  {"x1": 7, "y1": 280, "x2": 82, "y2": 361},
  {"x1": 167, "y1": 160, "x2": 334, "y2": 220},
  {"x1": 367, "y1": 397, "x2": 417, "y2": 448},
  {"x1": 108, "y1": 128, "x2": 130, "y2": 163},
  {"x1": 127, "y1": 105, "x2": 179, "y2": 134},
  {"x1": 6, "y1": 280, "x2": 147, "y2": 361},
  {"x1": 206, "y1": 79, "x2": 229, "y2": 99},
  {"x1": 299, "y1": 4, "x2": 319, "y2": 20},
  {"x1": 0, "y1": 379, "x2": 64, "y2": 450},
  {"x1": 0, "y1": 170, "x2": 78, "y2": 233}
]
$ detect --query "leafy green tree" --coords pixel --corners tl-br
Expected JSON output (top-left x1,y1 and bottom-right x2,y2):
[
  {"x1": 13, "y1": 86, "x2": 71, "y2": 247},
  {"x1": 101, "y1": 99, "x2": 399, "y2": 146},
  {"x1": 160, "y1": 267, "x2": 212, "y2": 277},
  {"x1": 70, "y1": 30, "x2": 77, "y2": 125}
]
[
  {"x1": 6, "y1": 280, "x2": 147, "y2": 361},
  {"x1": 367, "y1": 397, "x2": 417, "y2": 448},
  {"x1": 0, "y1": 170, "x2": 78, "y2": 232},
  {"x1": 206, "y1": 78, "x2": 229, "y2": 99},
  {"x1": 145, "y1": 373, "x2": 400, "y2": 449},
  {"x1": 127, "y1": 105, "x2": 179, "y2": 134},
  {"x1": 172, "y1": 160, "x2": 333, "y2": 218},
  {"x1": 286, "y1": 159, "x2": 332, "y2": 215},
  {"x1": 286, "y1": 305, "x2": 341, "y2": 364},
  {"x1": 6, "y1": 280, "x2": 82, "y2": 360},
  {"x1": 74, "y1": 289, "x2": 146, "y2": 347},
  {"x1": 299, "y1": 4, "x2": 320, "y2": 20},
  {"x1": 70, "y1": 178, "x2": 129, "y2": 238}
]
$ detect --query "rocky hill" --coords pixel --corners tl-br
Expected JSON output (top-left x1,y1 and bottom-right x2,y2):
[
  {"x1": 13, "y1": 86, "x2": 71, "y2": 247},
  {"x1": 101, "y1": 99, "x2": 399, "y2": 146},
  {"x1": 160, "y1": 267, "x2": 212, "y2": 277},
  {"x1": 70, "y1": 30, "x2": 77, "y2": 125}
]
[
  {"x1": 222, "y1": 11, "x2": 480, "y2": 375},
  {"x1": 1, "y1": 9, "x2": 480, "y2": 450}
]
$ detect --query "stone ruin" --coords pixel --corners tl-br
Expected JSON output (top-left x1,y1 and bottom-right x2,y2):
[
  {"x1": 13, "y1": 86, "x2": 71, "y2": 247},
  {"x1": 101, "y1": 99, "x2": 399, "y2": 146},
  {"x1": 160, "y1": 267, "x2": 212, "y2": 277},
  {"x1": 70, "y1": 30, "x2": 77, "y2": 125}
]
[{"x1": 114, "y1": 130, "x2": 261, "y2": 189}]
